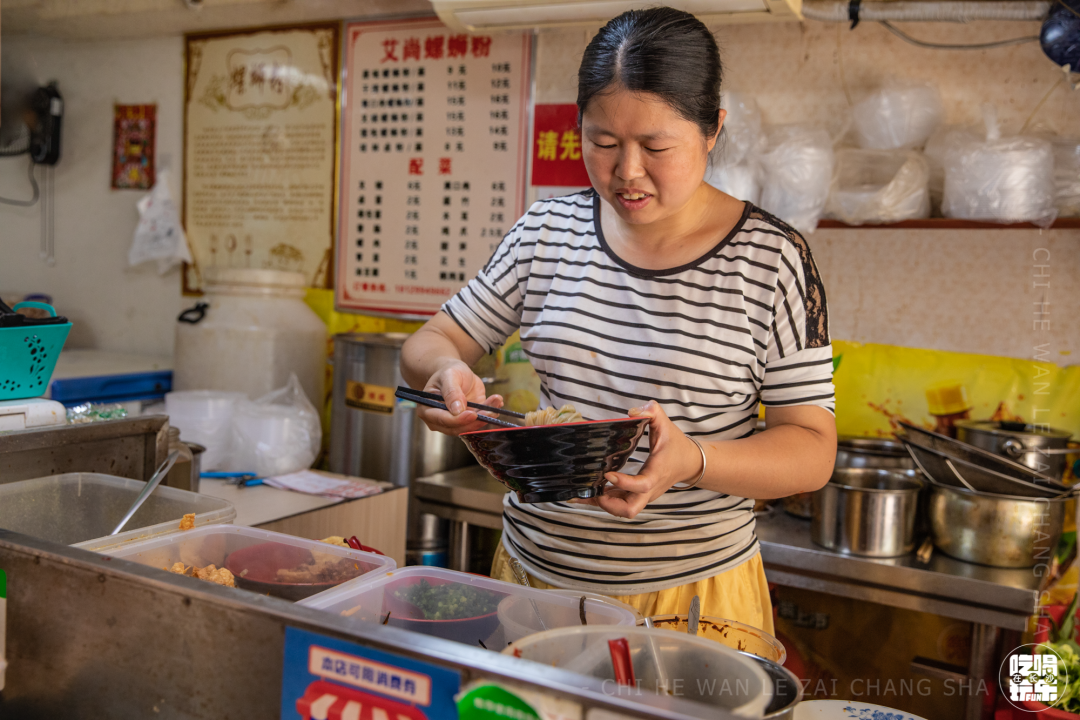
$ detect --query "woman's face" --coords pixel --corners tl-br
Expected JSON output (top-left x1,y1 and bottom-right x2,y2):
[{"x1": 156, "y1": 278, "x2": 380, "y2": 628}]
[{"x1": 581, "y1": 87, "x2": 721, "y2": 226}]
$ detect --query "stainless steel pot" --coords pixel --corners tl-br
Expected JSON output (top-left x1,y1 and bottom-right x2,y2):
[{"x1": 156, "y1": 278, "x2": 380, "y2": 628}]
[
  {"x1": 811, "y1": 468, "x2": 924, "y2": 557},
  {"x1": 329, "y1": 333, "x2": 474, "y2": 486},
  {"x1": 955, "y1": 420, "x2": 1074, "y2": 482},
  {"x1": 785, "y1": 438, "x2": 915, "y2": 519},
  {"x1": 836, "y1": 436, "x2": 916, "y2": 470},
  {"x1": 927, "y1": 480, "x2": 1065, "y2": 568}
]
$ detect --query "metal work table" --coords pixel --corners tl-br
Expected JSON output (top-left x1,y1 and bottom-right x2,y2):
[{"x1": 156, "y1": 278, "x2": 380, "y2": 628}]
[
  {"x1": 415, "y1": 467, "x2": 1046, "y2": 720},
  {"x1": 412, "y1": 465, "x2": 507, "y2": 571},
  {"x1": 757, "y1": 509, "x2": 1041, "y2": 720}
]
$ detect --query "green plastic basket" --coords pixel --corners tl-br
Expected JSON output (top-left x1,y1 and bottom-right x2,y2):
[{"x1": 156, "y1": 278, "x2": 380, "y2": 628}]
[{"x1": 0, "y1": 302, "x2": 72, "y2": 401}]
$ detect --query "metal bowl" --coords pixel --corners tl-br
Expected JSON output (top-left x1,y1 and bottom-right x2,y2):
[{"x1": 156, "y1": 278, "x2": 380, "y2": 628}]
[
  {"x1": 739, "y1": 651, "x2": 803, "y2": 720},
  {"x1": 927, "y1": 480, "x2": 1066, "y2": 568}
]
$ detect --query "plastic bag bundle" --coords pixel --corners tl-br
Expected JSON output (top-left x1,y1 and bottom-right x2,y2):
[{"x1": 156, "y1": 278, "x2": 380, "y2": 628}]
[
  {"x1": 229, "y1": 374, "x2": 321, "y2": 477},
  {"x1": 705, "y1": 93, "x2": 763, "y2": 204},
  {"x1": 705, "y1": 162, "x2": 761, "y2": 205},
  {"x1": 924, "y1": 126, "x2": 978, "y2": 214},
  {"x1": 826, "y1": 149, "x2": 930, "y2": 225},
  {"x1": 1052, "y1": 137, "x2": 1080, "y2": 217},
  {"x1": 853, "y1": 82, "x2": 944, "y2": 150},
  {"x1": 718, "y1": 93, "x2": 763, "y2": 166},
  {"x1": 942, "y1": 107, "x2": 1057, "y2": 227},
  {"x1": 759, "y1": 125, "x2": 835, "y2": 234},
  {"x1": 128, "y1": 171, "x2": 193, "y2": 274}
]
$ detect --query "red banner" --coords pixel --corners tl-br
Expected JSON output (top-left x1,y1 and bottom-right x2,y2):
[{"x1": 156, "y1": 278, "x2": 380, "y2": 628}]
[{"x1": 530, "y1": 104, "x2": 591, "y2": 187}]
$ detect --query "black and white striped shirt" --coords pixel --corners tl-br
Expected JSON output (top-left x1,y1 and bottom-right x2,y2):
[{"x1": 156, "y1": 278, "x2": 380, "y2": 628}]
[{"x1": 444, "y1": 190, "x2": 834, "y2": 594}]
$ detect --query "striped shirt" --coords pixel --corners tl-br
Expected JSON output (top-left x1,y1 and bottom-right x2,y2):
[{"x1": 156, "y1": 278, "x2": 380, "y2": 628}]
[{"x1": 443, "y1": 190, "x2": 834, "y2": 594}]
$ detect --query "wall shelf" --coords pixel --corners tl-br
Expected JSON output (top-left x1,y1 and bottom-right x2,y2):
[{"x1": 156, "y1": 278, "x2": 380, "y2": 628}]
[{"x1": 817, "y1": 218, "x2": 1080, "y2": 230}]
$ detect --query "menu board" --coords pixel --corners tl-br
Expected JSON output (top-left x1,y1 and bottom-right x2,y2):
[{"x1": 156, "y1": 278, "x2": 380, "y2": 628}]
[
  {"x1": 183, "y1": 24, "x2": 340, "y2": 293},
  {"x1": 335, "y1": 19, "x2": 531, "y2": 317}
]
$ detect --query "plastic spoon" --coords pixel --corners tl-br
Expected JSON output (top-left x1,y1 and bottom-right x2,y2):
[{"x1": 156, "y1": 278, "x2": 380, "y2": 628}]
[
  {"x1": 110, "y1": 451, "x2": 180, "y2": 535},
  {"x1": 509, "y1": 557, "x2": 547, "y2": 631}
]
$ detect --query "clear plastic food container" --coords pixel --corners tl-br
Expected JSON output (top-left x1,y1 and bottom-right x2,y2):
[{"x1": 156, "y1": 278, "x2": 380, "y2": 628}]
[
  {"x1": 0, "y1": 472, "x2": 235, "y2": 552},
  {"x1": 504, "y1": 625, "x2": 772, "y2": 717},
  {"x1": 104, "y1": 525, "x2": 395, "y2": 601},
  {"x1": 298, "y1": 566, "x2": 638, "y2": 649}
]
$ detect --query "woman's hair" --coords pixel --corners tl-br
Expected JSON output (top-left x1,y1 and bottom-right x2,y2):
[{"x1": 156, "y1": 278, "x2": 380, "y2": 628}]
[{"x1": 577, "y1": 7, "x2": 723, "y2": 141}]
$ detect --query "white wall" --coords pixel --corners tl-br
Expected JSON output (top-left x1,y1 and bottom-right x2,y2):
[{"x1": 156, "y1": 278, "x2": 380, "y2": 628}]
[
  {"x1": 537, "y1": 20, "x2": 1080, "y2": 362},
  {"x1": 0, "y1": 34, "x2": 185, "y2": 355},
  {"x1": 2, "y1": 19, "x2": 1078, "y2": 362}
]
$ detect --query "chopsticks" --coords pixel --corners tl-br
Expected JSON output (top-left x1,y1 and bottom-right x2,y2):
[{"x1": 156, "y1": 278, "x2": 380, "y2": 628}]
[{"x1": 394, "y1": 387, "x2": 523, "y2": 428}]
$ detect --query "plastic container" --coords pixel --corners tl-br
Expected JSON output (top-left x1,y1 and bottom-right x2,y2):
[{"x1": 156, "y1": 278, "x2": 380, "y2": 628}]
[
  {"x1": 503, "y1": 625, "x2": 772, "y2": 717},
  {"x1": 0, "y1": 302, "x2": 72, "y2": 401},
  {"x1": 299, "y1": 566, "x2": 638, "y2": 648},
  {"x1": 172, "y1": 268, "x2": 326, "y2": 410},
  {"x1": 644, "y1": 614, "x2": 787, "y2": 664},
  {"x1": 105, "y1": 525, "x2": 395, "y2": 601},
  {"x1": 165, "y1": 390, "x2": 246, "y2": 471},
  {"x1": 0, "y1": 473, "x2": 235, "y2": 552}
]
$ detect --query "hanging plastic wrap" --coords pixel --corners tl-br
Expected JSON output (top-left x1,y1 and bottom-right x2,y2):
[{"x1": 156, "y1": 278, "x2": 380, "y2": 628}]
[
  {"x1": 826, "y1": 149, "x2": 930, "y2": 225},
  {"x1": 759, "y1": 125, "x2": 835, "y2": 234},
  {"x1": 705, "y1": 93, "x2": 763, "y2": 204},
  {"x1": 1052, "y1": 137, "x2": 1080, "y2": 217},
  {"x1": 941, "y1": 106, "x2": 1057, "y2": 227},
  {"x1": 853, "y1": 81, "x2": 944, "y2": 151},
  {"x1": 128, "y1": 170, "x2": 193, "y2": 274}
]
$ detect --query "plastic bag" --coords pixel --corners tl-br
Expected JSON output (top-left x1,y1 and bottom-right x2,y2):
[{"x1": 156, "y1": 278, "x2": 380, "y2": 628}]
[
  {"x1": 941, "y1": 106, "x2": 1057, "y2": 227},
  {"x1": 759, "y1": 125, "x2": 835, "y2": 234},
  {"x1": 1052, "y1": 137, "x2": 1080, "y2": 217},
  {"x1": 924, "y1": 125, "x2": 978, "y2": 215},
  {"x1": 705, "y1": 93, "x2": 763, "y2": 203},
  {"x1": 229, "y1": 374, "x2": 321, "y2": 477},
  {"x1": 853, "y1": 81, "x2": 944, "y2": 150},
  {"x1": 705, "y1": 162, "x2": 761, "y2": 205},
  {"x1": 128, "y1": 170, "x2": 193, "y2": 274},
  {"x1": 718, "y1": 92, "x2": 763, "y2": 166},
  {"x1": 826, "y1": 149, "x2": 930, "y2": 225}
]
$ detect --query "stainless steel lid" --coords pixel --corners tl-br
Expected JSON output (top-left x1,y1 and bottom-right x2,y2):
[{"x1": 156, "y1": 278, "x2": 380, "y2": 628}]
[
  {"x1": 837, "y1": 436, "x2": 909, "y2": 456},
  {"x1": 334, "y1": 332, "x2": 412, "y2": 348},
  {"x1": 955, "y1": 419, "x2": 1071, "y2": 441}
]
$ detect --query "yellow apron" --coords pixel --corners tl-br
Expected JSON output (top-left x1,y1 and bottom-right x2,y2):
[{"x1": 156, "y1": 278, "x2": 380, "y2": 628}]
[{"x1": 490, "y1": 542, "x2": 774, "y2": 636}]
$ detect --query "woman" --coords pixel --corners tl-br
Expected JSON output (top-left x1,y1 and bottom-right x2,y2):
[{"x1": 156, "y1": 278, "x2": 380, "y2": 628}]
[{"x1": 401, "y1": 7, "x2": 836, "y2": 633}]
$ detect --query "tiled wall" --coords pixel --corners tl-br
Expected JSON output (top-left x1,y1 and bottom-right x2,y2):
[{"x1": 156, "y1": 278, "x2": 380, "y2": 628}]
[{"x1": 535, "y1": 19, "x2": 1080, "y2": 362}]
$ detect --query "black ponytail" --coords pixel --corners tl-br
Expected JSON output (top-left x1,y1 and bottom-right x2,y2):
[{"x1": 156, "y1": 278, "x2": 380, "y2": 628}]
[{"x1": 577, "y1": 7, "x2": 723, "y2": 141}]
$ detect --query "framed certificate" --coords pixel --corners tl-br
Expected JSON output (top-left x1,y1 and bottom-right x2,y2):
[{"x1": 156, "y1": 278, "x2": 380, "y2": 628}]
[{"x1": 183, "y1": 24, "x2": 340, "y2": 293}]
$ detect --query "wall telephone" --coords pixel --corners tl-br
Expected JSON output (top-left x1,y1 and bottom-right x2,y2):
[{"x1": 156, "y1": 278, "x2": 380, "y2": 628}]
[{"x1": 28, "y1": 83, "x2": 63, "y2": 166}]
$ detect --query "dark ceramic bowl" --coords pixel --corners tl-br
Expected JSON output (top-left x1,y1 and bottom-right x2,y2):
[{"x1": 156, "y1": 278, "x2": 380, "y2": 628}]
[{"x1": 459, "y1": 417, "x2": 648, "y2": 503}]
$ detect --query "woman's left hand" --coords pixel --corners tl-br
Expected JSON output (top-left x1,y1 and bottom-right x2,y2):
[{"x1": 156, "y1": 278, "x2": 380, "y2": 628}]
[{"x1": 577, "y1": 401, "x2": 704, "y2": 519}]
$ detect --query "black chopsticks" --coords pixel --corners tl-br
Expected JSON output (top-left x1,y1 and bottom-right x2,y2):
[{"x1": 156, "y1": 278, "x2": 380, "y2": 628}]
[{"x1": 394, "y1": 387, "x2": 524, "y2": 428}]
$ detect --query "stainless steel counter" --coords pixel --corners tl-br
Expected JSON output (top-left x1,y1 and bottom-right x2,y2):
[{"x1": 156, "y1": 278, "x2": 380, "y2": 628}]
[
  {"x1": 0, "y1": 529, "x2": 728, "y2": 719},
  {"x1": 756, "y1": 508, "x2": 1040, "y2": 630}
]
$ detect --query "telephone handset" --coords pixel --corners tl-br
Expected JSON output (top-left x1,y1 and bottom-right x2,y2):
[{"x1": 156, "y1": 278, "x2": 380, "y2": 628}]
[{"x1": 28, "y1": 83, "x2": 62, "y2": 166}]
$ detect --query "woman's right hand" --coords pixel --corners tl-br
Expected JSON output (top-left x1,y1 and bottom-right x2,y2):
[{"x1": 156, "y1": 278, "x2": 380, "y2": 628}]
[{"x1": 416, "y1": 360, "x2": 504, "y2": 436}]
